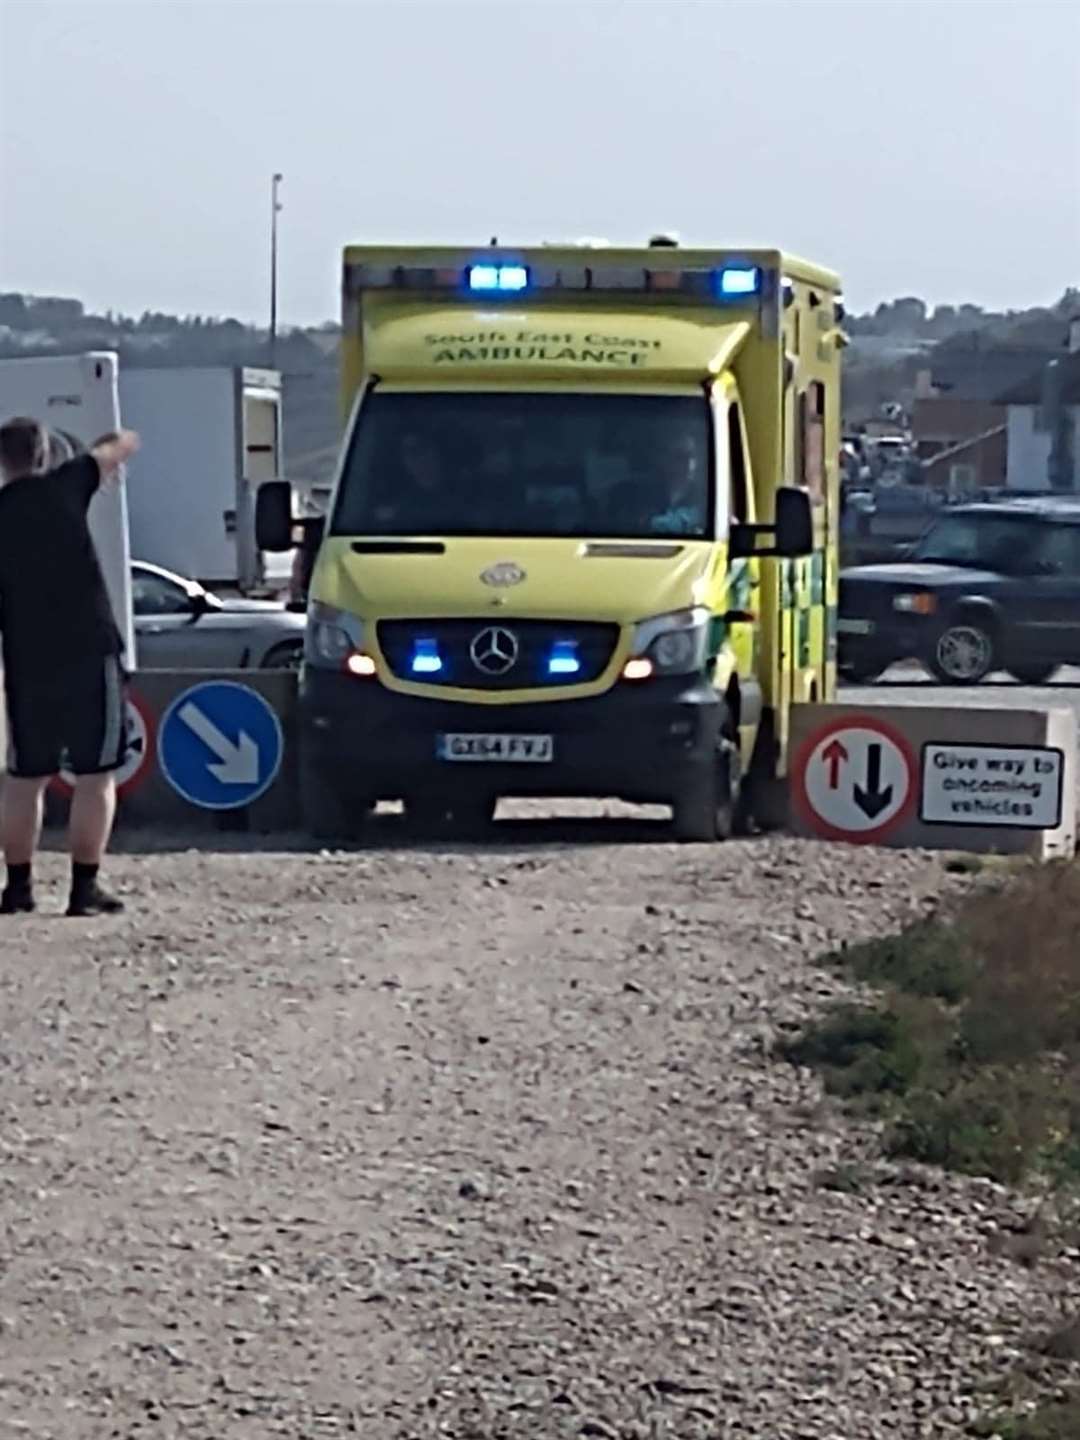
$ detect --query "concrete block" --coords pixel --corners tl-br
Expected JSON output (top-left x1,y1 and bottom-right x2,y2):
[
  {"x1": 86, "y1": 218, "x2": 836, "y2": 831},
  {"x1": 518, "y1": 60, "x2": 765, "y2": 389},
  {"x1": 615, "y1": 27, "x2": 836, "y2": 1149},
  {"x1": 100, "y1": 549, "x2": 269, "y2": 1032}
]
[
  {"x1": 789, "y1": 701, "x2": 1076, "y2": 859},
  {"x1": 38, "y1": 669, "x2": 300, "y2": 834}
]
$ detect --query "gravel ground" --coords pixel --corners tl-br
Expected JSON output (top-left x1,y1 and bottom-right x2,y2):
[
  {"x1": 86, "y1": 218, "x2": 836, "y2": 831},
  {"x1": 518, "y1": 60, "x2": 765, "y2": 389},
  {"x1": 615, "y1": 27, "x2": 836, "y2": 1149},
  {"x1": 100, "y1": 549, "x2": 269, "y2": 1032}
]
[{"x1": 1, "y1": 815, "x2": 1077, "y2": 1439}]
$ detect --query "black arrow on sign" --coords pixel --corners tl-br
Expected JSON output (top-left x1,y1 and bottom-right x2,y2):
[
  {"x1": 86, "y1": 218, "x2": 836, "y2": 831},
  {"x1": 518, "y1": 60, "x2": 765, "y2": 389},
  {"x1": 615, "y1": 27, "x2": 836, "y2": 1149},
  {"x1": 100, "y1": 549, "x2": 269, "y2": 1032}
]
[{"x1": 853, "y1": 743, "x2": 893, "y2": 819}]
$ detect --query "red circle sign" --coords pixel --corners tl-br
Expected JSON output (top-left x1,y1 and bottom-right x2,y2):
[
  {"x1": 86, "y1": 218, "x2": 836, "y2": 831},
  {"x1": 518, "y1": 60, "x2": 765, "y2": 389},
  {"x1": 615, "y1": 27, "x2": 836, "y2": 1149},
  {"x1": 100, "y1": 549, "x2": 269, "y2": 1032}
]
[
  {"x1": 793, "y1": 714, "x2": 917, "y2": 844},
  {"x1": 51, "y1": 689, "x2": 155, "y2": 799}
]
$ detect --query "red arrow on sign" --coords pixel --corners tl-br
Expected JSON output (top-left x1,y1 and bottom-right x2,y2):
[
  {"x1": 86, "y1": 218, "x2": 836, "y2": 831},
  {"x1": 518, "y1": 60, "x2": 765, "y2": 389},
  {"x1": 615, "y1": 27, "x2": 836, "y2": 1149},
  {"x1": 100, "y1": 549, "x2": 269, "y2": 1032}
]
[{"x1": 822, "y1": 738, "x2": 848, "y2": 790}]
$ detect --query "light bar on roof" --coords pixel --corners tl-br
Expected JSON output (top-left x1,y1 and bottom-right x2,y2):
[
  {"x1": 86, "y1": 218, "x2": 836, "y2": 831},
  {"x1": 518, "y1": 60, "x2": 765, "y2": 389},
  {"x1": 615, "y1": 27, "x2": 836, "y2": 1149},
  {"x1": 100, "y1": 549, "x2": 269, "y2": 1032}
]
[
  {"x1": 467, "y1": 263, "x2": 530, "y2": 293},
  {"x1": 344, "y1": 258, "x2": 771, "y2": 301},
  {"x1": 716, "y1": 265, "x2": 761, "y2": 297}
]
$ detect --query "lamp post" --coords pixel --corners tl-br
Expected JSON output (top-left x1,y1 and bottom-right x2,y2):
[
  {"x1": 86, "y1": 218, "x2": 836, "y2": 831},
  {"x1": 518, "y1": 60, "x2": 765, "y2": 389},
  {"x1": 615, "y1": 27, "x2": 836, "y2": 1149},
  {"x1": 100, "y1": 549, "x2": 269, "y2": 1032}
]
[{"x1": 269, "y1": 172, "x2": 283, "y2": 369}]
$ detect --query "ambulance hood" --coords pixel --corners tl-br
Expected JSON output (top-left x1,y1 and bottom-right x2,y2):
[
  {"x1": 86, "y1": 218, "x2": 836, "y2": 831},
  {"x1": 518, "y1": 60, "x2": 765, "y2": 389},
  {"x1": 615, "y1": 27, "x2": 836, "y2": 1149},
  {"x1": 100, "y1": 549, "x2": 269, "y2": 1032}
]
[{"x1": 313, "y1": 535, "x2": 719, "y2": 625}]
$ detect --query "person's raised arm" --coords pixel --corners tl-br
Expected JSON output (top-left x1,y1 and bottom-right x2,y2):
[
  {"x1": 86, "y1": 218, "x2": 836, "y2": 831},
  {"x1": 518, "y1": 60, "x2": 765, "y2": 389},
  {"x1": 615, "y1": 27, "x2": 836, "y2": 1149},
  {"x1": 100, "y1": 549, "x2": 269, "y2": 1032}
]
[{"x1": 90, "y1": 429, "x2": 140, "y2": 482}]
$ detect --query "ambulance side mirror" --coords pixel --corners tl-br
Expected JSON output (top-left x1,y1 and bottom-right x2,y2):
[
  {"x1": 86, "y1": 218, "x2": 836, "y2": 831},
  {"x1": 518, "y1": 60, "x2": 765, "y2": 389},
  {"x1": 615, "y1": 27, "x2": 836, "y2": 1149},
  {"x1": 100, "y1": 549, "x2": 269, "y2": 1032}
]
[
  {"x1": 729, "y1": 487, "x2": 814, "y2": 559},
  {"x1": 774, "y1": 487, "x2": 814, "y2": 557},
  {"x1": 256, "y1": 480, "x2": 294, "y2": 552}
]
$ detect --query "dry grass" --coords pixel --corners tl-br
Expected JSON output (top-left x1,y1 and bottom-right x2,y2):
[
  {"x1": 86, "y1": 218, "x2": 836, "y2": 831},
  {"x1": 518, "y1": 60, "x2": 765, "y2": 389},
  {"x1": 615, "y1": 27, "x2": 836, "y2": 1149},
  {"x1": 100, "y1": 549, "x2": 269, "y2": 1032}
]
[
  {"x1": 781, "y1": 860, "x2": 1080, "y2": 1432},
  {"x1": 782, "y1": 861, "x2": 1080, "y2": 1185}
]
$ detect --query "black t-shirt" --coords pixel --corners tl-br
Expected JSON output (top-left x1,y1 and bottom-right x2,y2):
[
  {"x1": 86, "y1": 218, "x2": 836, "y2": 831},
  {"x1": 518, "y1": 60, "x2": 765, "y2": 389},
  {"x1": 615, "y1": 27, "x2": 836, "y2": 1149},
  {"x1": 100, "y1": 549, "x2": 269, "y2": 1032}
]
[{"x1": 0, "y1": 455, "x2": 123, "y2": 677}]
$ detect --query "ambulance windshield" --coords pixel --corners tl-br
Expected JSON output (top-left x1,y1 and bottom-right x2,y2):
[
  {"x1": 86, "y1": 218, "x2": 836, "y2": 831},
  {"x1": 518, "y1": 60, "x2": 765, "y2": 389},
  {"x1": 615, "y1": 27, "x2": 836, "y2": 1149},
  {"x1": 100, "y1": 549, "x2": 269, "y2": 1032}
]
[{"x1": 331, "y1": 391, "x2": 713, "y2": 540}]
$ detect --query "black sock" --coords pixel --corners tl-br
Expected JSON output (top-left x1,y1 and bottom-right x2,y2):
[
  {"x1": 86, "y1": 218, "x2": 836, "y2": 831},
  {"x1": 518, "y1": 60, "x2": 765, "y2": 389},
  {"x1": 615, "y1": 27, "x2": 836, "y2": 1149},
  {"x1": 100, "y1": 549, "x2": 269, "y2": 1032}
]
[
  {"x1": 5, "y1": 863, "x2": 32, "y2": 894},
  {"x1": 71, "y1": 862, "x2": 100, "y2": 893}
]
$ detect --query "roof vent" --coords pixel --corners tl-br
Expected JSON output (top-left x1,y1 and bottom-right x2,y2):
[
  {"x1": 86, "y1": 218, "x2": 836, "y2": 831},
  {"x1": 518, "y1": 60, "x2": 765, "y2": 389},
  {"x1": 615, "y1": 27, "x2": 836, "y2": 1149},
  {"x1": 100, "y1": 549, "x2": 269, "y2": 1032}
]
[{"x1": 648, "y1": 232, "x2": 680, "y2": 248}]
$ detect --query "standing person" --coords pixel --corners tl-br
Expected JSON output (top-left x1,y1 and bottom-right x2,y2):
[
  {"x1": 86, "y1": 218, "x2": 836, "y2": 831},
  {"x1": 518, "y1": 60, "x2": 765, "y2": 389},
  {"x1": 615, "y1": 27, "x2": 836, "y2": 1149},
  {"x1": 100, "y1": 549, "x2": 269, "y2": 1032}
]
[{"x1": 0, "y1": 418, "x2": 140, "y2": 916}]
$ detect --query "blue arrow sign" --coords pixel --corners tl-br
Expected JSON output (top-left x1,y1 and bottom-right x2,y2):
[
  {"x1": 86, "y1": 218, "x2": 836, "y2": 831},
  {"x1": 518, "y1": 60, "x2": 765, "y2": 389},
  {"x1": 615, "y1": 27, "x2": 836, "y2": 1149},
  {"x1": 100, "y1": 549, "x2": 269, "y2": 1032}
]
[{"x1": 157, "y1": 681, "x2": 284, "y2": 811}]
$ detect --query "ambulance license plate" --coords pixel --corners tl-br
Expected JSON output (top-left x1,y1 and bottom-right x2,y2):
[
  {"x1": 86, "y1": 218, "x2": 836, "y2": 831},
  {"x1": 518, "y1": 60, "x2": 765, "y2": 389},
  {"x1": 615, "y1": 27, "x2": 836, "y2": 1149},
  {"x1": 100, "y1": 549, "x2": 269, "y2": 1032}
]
[{"x1": 438, "y1": 733, "x2": 554, "y2": 763}]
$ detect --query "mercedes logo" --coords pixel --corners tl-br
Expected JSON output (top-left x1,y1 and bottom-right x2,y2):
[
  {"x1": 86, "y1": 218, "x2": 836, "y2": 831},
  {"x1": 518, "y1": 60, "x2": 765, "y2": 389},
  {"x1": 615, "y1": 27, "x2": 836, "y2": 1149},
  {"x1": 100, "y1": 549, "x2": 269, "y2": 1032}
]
[
  {"x1": 480, "y1": 561, "x2": 526, "y2": 588},
  {"x1": 469, "y1": 625, "x2": 519, "y2": 675}
]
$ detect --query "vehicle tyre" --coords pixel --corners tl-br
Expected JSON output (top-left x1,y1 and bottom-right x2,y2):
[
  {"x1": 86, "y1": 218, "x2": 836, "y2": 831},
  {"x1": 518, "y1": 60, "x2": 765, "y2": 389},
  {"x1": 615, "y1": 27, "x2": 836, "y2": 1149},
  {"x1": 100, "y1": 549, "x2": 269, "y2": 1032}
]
[
  {"x1": 261, "y1": 641, "x2": 304, "y2": 671},
  {"x1": 928, "y1": 618, "x2": 998, "y2": 686},
  {"x1": 839, "y1": 659, "x2": 886, "y2": 684},
  {"x1": 732, "y1": 711, "x2": 782, "y2": 836},
  {"x1": 404, "y1": 791, "x2": 497, "y2": 839},
  {"x1": 671, "y1": 721, "x2": 740, "y2": 844},
  {"x1": 1007, "y1": 662, "x2": 1059, "y2": 686},
  {"x1": 300, "y1": 750, "x2": 365, "y2": 842}
]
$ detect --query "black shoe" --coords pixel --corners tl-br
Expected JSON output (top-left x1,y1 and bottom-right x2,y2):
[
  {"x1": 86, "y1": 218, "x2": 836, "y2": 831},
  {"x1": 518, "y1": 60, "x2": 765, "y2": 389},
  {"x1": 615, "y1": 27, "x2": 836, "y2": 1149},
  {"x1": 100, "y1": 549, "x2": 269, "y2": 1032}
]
[
  {"x1": 0, "y1": 886, "x2": 35, "y2": 915},
  {"x1": 66, "y1": 883, "x2": 124, "y2": 918}
]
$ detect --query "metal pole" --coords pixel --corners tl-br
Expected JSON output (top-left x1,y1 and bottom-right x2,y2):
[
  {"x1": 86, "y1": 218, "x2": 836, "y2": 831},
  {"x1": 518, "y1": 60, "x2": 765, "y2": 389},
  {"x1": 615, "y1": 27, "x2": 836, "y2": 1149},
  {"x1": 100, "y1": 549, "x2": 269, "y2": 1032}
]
[{"x1": 270, "y1": 172, "x2": 283, "y2": 369}]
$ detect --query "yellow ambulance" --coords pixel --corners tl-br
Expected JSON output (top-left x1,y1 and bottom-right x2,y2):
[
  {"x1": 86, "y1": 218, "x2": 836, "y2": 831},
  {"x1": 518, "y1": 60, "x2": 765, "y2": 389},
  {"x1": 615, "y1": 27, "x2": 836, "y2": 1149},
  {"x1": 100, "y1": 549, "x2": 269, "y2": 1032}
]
[{"x1": 258, "y1": 240, "x2": 844, "y2": 840}]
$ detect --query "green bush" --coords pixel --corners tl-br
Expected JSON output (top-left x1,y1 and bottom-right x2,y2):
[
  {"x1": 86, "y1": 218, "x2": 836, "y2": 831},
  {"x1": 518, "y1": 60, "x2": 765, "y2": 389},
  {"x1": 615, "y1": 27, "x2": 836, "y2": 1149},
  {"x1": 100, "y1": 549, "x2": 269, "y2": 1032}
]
[
  {"x1": 971, "y1": 1394, "x2": 1080, "y2": 1439},
  {"x1": 778, "y1": 1000, "x2": 931, "y2": 1100},
  {"x1": 835, "y1": 919, "x2": 978, "y2": 1003},
  {"x1": 886, "y1": 1067, "x2": 1063, "y2": 1185},
  {"x1": 782, "y1": 860, "x2": 1080, "y2": 1187}
]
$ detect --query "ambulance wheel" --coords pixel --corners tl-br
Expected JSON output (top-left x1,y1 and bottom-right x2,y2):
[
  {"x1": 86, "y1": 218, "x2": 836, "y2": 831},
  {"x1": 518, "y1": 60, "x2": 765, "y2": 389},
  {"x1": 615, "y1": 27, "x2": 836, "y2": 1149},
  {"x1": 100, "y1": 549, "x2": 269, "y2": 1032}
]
[
  {"x1": 671, "y1": 733, "x2": 740, "y2": 843},
  {"x1": 839, "y1": 659, "x2": 885, "y2": 684},
  {"x1": 405, "y1": 792, "x2": 497, "y2": 839},
  {"x1": 1008, "y1": 662, "x2": 1058, "y2": 686},
  {"x1": 300, "y1": 751, "x2": 366, "y2": 842}
]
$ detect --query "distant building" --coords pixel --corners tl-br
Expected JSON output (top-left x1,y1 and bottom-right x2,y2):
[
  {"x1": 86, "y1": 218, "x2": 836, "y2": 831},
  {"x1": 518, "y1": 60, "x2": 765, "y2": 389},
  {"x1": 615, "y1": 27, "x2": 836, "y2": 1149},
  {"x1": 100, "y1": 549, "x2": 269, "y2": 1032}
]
[
  {"x1": 911, "y1": 335, "x2": 1067, "y2": 490},
  {"x1": 912, "y1": 395, "x2": 1004, "y2": 466},
  {"x1": 998, "y1": 348, "x2": 1080, "y2": 492},
  {"x1": 920, "y1": 424, "x2": 1007, "y2": 496}
]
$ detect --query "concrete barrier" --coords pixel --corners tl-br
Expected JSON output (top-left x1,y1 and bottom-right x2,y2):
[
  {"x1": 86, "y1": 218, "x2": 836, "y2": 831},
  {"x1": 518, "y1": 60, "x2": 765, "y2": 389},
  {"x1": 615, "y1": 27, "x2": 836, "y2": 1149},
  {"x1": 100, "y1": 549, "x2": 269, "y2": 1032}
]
[
  {"x1": 789, "y1": 701, "x2": 1077, "y2": 858},
  {"x1": 44, "y1": 669, "x2": 300, "y2": 833}
]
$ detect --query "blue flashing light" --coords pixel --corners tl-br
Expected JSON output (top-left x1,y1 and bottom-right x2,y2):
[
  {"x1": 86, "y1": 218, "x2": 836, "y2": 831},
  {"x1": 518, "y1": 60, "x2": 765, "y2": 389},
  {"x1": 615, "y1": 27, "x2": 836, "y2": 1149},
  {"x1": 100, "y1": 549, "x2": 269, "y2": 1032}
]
[
  {"x1": 547, "y1": 641, "x2": 581, "y2": 677},
  {"x1": 411, "y1": 638, "x2": 443, "y2": 675},
  {"x1": 468, "y1": 263, "x2": 530, "y2": 294},
  {"x1": 716, "y1": 265, "x2": 760, "y2": 297}
]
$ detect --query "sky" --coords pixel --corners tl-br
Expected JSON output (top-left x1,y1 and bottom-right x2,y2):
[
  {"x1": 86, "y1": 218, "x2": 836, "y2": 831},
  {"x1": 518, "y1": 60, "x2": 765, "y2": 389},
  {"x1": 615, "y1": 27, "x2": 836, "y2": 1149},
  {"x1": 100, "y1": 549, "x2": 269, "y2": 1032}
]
[{"x1": 1, "y1": 0, "x2": 1077, "y2": 327}]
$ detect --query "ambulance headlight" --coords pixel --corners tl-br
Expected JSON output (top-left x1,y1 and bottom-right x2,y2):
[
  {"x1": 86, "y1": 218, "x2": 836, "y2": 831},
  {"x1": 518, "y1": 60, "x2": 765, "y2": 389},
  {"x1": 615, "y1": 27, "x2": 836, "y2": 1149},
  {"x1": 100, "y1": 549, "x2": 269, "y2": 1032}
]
[
  {"x1": 629, "y1": 608, "x2": 712, "y2": 675},
  {"x1": 307, "y1": 602, "x2": 360, "y2": 666}
]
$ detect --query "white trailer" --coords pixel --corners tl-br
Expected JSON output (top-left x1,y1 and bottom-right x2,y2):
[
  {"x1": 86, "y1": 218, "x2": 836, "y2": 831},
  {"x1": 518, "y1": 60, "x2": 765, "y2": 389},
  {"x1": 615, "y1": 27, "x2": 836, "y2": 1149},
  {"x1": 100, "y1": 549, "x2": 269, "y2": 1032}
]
[
  {"x1": 0, "y1": 351, "x2": 137, "y2": 666},
  {"x1": 119, "y1": 366, "x2": 285, "y2": 591}
]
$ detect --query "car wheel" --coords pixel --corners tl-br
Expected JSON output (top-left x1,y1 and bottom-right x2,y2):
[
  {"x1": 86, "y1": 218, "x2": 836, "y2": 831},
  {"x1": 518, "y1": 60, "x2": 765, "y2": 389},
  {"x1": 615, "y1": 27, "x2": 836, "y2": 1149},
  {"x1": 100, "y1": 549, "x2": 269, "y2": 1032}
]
[
  {"x1": 671, "y1": 713, "x2": 740, "y2": 843},
  {"x1": 261, "y1": 641, "x2": 303, "y2": 671},
  {"x1": 1007, "y1": 662, "x2": 1059, "y2": 686},
  {"x1": 929, "y1": 619, "x2": 997, "y2": 685}
]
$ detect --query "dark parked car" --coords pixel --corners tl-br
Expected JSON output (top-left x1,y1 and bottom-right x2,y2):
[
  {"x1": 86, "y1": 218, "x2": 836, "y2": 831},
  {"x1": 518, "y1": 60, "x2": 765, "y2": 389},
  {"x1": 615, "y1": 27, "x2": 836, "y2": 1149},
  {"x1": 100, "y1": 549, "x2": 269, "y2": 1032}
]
[{"x1": 838, "y1": 498, "x2": 1080, "y2": 685}]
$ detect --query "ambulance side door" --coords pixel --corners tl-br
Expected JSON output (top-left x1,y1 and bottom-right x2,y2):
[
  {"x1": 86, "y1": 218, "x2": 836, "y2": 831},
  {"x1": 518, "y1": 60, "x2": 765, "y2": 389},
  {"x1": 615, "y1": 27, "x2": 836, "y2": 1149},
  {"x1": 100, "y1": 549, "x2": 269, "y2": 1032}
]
[{"x1": 712, "y1": 381, "x2": 761, "y2": 753}]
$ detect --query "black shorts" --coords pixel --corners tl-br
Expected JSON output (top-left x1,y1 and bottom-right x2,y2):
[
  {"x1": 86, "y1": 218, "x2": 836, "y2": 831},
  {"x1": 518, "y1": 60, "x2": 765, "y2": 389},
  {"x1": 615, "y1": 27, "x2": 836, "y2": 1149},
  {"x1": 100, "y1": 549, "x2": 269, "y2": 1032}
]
[{"x1": 4, "y1": 654, "x2": 129, "y2": 780}]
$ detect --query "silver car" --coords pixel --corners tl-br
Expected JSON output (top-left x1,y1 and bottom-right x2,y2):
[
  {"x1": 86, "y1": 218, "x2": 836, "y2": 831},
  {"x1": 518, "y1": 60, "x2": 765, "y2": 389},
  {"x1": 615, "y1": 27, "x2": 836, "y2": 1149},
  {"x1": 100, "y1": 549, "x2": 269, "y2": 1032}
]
[{"x1": 132, "y1": 561, "x2": 305, "y2": 670}]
